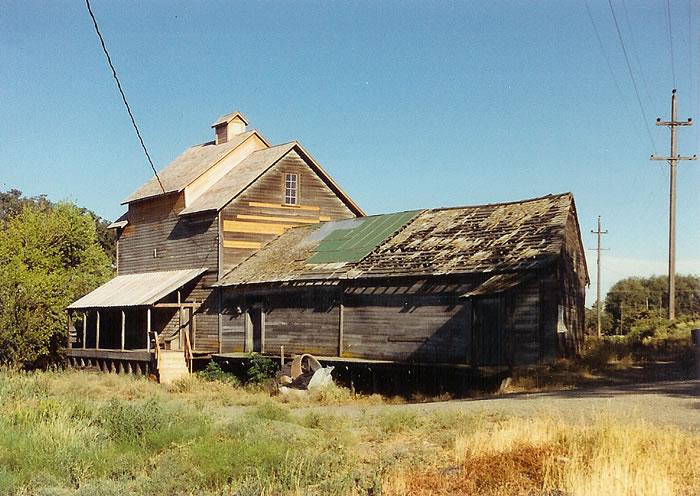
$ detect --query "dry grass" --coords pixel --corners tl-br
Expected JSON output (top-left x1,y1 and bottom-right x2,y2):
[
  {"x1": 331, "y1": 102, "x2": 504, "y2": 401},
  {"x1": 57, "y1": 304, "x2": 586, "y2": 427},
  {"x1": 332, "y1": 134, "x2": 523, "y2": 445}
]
[
  {"x1": 2, "y1": 369, "x2": 699, "y2": 495},
  {"x1": 384, "y1": 416, "x2": 700, "y2": 496}
]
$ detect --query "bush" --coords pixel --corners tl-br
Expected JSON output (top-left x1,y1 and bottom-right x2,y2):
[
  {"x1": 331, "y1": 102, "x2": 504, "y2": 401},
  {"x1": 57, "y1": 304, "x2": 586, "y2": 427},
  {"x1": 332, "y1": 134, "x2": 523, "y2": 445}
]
[
  {"x1": 197, "y1": 361, "x2": 240, "y2": 385},
  {"x1": 246, "y1": 353, "x2": 278, "y2": 385}
]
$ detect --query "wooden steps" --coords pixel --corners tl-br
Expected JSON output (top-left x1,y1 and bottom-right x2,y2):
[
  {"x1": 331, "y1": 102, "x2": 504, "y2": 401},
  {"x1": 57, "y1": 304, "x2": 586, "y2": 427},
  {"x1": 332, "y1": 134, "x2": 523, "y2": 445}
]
[{"x1": 157, "y1": 350, "x2": 189, "y2": 384}]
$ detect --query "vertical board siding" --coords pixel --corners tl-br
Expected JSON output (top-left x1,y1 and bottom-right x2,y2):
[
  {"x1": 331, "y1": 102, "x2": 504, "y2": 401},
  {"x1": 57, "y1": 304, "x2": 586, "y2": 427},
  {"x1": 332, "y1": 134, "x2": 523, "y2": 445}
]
[
  {"x1": 343, "y1": 292, "x2": 470, "y2": 363},
  {"x1": 263, "y1": 291, "x2": 340, "y2": 356},
  {"x1": 560, "y1": 210, "x2": 588, "y2": 356},
  {"x1": 510, "y1": 279, "x2": 542, "y2": 365},
  {"x1": 220, "y1": 150, "x2": 357, "y2": 273}
]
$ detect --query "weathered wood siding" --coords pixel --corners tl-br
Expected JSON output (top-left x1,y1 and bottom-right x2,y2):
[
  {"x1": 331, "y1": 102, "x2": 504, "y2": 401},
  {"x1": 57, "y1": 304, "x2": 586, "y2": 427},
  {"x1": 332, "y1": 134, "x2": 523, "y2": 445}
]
[
  {"x1": 219, "y1": 150, "x2": 357, "y2": 273},
  {"x1": 264, "y1": 290, "x2": 339, "y2": 356},
  {"x1": 559, "y1": 210, "x2": 588, "y2": 356},
  {"x1": 117, "y1": 193, "x2": 220, "y2": 352},
  {"x1": 342, "y1": 291, "x2": 471, "y2": 363},
  {"x1": 509, "y1": 279, "x2": 542, "y2": 365},
  {"x1": 119, "y1": 193, "x2": 218, "y2": 274}
]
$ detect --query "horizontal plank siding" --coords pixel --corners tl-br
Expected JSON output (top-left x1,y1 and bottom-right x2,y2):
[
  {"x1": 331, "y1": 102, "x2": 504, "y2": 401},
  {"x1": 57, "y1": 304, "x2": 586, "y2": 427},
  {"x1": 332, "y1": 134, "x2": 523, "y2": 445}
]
[
  {"x1": 119, "y1": 193, "x2": 218, "y2": 274},
  {"x1": 220, "y1": 150, "x2": 357, "y2": 273}
]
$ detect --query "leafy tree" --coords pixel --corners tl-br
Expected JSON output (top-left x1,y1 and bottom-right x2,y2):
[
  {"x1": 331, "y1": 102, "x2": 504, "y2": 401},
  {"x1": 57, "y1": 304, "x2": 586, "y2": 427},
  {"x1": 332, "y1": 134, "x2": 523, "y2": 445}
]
[
  {"x1": 0, "y1": 203, "x2": 113, "y2": 366},
  {"x1": 584, "y1": 302, "x2": 613, "y2": 336},
  {"x1": 0, "y1": 189, "x2": 116, "y2": 264},
  {"x1": 604, "y1": 275, "x2": 700, "y2": 334}
]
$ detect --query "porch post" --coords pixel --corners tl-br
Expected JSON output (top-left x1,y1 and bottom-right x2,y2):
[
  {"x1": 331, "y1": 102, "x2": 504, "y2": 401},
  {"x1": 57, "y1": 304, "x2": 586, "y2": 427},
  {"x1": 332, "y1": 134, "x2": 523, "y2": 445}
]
[
  {"x1": 95, "y1": 310, "x2": 101, "y2": 350},
  {"x1": 146, "y1": 307, "x2": 151, "y2": 352},
  {"x1": 121, "y1": 309, "x2": 126, "y2": 351},
  {"x1": 66, "y1": 311, "x2": 73, "y2": 349},
  {"x1": 82, "y1": 311, "x2": 87, "y2": 350},
  {"x1": 177, "y1": 289, "x2": 183, "y2": 349}
]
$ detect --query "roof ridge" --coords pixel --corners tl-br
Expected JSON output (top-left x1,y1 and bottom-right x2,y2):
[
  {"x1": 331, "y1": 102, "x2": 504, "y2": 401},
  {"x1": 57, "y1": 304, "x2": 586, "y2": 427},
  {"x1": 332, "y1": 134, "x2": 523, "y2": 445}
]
[{"x1": 426, "y1": 192, "x2": 573, "y2": 212}]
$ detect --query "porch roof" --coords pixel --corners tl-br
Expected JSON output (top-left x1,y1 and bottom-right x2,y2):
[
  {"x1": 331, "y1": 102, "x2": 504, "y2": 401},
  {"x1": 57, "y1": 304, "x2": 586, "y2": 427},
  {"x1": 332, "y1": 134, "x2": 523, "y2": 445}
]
[{"x1": 67, "y1": 268, "x2": 207, "y2": 310}]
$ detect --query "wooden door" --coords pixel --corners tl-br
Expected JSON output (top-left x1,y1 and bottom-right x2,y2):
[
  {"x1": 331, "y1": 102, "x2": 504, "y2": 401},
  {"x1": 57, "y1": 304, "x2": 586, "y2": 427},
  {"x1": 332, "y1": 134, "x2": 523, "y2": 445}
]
[
  {"x1": 472, "y1": 297, "x2": 507, "y2": 366},
  {"x1": 246, "y1": 305, "x2": 264, "y2": 353}
]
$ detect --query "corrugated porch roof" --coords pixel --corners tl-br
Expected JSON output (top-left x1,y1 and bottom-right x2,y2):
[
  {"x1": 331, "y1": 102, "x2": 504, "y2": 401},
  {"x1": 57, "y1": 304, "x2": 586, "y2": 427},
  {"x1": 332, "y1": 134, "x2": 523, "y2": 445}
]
[{"x1": 68, "y1": 268, "x2": 207, "y2": 309}]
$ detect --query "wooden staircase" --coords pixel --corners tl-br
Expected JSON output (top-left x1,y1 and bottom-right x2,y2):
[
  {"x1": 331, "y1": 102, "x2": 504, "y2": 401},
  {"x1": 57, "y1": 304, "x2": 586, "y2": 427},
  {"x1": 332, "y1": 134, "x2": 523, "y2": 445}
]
[
  {"x1": 153, "y1": 332, "x2": 192, "y2": 384},
  {"x1": 157, "y1": 350, "x2": 189, "y2": 384}
]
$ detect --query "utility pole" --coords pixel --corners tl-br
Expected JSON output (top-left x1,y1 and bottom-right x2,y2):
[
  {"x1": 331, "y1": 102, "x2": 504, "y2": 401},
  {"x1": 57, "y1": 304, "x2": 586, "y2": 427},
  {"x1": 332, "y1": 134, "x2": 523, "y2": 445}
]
[
  {"x1": 651, "y1": 89, "x2": 697, "y2": 320},
  {"x1": 591, "y1": 216, "x2": 608, "y2": 337}
]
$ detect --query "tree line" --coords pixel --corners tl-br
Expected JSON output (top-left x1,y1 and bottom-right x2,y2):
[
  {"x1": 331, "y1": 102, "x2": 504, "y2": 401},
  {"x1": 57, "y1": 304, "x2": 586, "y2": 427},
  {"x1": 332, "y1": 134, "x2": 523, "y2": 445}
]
[{"x1": 587, "y1": 274, "x2": 700, "y2": 335}]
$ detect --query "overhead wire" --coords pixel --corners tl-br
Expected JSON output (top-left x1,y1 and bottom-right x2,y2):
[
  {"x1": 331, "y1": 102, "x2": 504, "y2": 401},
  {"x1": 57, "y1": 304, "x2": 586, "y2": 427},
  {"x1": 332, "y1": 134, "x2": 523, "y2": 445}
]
[
  {"x1": 665, "y1": 0, "x2": 676, "y2": 88},
  {"x1": 619, "y1": 0, "x2": 655, "y2": 109},
  {"x1": 583, "y1": 0, "x2": 626, "y2": 100},
  {"x1": 606, "y1": 0, "x2": 657, "y2": 153},
  {"x1": 84, "y1": 0, "x2": 165, "y2": 193}
]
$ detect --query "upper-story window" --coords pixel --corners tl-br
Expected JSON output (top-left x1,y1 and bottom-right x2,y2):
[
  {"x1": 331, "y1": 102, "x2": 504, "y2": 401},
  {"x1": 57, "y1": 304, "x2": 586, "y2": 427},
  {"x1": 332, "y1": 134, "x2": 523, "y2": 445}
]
[{"x1": 284, "y1": 173, "x2": 298, "y2": 205}]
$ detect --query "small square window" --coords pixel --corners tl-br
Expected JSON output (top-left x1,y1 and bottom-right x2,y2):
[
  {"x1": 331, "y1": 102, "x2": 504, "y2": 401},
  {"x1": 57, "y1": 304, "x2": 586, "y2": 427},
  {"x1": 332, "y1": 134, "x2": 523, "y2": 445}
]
[{"x1": 284, "y1": 173, "x2": 298, "y2": 205}]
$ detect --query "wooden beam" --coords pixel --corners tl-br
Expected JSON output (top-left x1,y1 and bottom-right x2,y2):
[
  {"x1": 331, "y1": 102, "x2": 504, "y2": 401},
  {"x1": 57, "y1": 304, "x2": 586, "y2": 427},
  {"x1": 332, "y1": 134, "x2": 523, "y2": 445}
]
[
  {"x1": 236, "y1": 214, "x2": 321, "y2": 224},
  {"x1": 146, "y1": 307, "x2": 151, "y2": 353},
  {"x1": 178, "y1": 290, "x2": 182, "y2": 350},
  {"x1": 260, "y1": 307, "x2": 266, "y2": 354},
  {"x1": 95, "y1": 310, "x2": 101, "y2": 350},
  {"x1": 248, "y1": 201, "x2": 320, "y2": 211},
  {"x1": 121, "y1": 309, "x2": 125, "y2": 351},
  {"x1": 338, "y1": 296, "x2": 344, "y2": 357},
  {"x1": 223, "y1": 220, "x2": 291, "y2": 235},
  {"x1": 152, "y1": 302, "x2": 196, "y2": 308},
  {"x1": 67, "y1": 311, "x2": 73, "y2": 349},
  {"x1": 223, "y1": 240, "x2": 262, "y2": 250},
  {"x1": 82, "y1": 312, "x2": 87, "y2": 350}
]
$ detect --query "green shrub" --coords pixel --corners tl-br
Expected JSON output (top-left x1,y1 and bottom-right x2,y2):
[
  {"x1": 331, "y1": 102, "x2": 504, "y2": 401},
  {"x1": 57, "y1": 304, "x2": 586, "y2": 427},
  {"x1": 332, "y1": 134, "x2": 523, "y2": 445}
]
[
  {"x1": 246, "y1": 353, "x2": 278, "y2": 384},
  {"x1": 197, "y1": 360, "x2": 240, "y2": 385}
]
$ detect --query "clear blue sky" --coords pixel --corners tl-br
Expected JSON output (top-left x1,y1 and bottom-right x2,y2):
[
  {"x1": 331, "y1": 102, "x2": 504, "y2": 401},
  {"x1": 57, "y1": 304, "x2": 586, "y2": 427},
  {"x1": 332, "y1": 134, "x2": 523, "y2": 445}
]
[{"x1": 1, "y1": 1, "x2": 698, "y2": 302}]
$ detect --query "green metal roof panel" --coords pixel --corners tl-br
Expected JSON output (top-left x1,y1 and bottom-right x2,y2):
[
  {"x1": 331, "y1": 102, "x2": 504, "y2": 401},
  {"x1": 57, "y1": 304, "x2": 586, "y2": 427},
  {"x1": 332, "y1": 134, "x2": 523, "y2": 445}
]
[{"x1": 306, "y1": 210, "x2": 419, "y2": 264}]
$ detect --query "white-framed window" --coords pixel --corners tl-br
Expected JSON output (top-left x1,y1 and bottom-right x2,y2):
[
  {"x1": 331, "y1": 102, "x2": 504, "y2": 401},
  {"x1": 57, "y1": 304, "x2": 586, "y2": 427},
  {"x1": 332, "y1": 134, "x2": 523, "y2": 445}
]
[{"x1": 284, "y1": 173, "x2": 298, "y2": 205}]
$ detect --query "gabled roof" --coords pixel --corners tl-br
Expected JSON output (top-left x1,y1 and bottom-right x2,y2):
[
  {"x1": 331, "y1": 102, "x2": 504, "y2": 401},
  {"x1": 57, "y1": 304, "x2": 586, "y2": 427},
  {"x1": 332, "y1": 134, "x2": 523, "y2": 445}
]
[
  {"x1": 211, "y1": 111, "x2": 248, "y2": 127},
  {"x1": 179, "y1": 143, "x2": 296, "y2": 215},
  {"x1": 68, "y1": 268, "x2": 207, "y2": 309},
  {"x1": 122, "y1": 130, "x2": 261, "y2": 204},
  {"x1": 178, "y1": 141, "x2": 365, "y2": 217},
  {"x1": 217, "y1": 193, "x2": 578, "y2": 286}
]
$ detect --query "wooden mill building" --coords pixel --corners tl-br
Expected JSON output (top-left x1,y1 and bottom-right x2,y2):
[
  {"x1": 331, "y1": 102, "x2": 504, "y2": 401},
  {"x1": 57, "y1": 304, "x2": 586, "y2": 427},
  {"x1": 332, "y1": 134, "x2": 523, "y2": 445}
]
[{"x1": 66, "y1": 112, "x2": 588, "y2": 382}]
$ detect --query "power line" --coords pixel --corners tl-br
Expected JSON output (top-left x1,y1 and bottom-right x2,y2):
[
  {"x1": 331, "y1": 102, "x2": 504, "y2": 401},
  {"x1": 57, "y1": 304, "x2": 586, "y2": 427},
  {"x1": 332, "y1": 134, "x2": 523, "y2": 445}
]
[
  {"x1": 606, "y1": 0, "x2": 657, "y2": 152},
  {"x1": 84, "y1": 0, "x2": 165, "y2": 194},
  {"x1": 665, "y1": 0, "x2": 676, "y2": 89},
  {"x1": 583, "y1": 0, "x2": 625, "y2": 100},
  {"x1": 619, "y1": 0, "x2": 655, "y2": 108}
]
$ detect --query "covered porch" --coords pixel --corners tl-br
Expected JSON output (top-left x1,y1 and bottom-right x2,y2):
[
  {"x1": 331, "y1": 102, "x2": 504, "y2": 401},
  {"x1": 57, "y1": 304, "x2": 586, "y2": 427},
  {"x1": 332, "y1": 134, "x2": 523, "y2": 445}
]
[{"x1": 65, "y1": 268, "x2": 207, "y2": 377}]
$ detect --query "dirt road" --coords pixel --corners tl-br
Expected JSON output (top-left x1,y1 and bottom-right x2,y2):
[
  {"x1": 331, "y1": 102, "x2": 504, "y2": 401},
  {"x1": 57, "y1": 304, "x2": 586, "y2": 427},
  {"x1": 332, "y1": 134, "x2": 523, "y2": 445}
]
[{"x1": 307, "y1": 380, "x2": 700, "y2": 431}]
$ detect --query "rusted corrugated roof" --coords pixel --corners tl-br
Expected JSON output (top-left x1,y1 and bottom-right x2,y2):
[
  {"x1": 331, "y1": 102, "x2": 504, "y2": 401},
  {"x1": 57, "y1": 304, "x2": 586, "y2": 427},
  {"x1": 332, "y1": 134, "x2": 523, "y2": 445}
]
[
  {"x1": 68, "y1": 268, "x2": 207, "y2": 309},
  {"x1": 218, "y1": 193, "x2": 576, "y2": 286},
  {"x1": 122, "y1": 131, "x2": 257, "y2": 204}
]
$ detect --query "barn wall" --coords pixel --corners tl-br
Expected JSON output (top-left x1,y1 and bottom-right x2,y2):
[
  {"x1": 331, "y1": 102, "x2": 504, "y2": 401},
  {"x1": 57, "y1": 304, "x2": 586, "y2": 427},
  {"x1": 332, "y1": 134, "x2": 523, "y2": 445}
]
[
  {"x1": 559, "y1": 209, "x2": 588, "y2": 355},
  {"x1": 219, "y1": 150, "x2": 357, "y2": 273},
  {"x1": 119, "y1": 193, "x2": 219, "y2": 274},
  {"x1": 342, "y1": 291, "x2": 471, "y2": 363},
  {"x1": 116, "y1": 194, "x2": 220, "y2": 352},
  {"x1": 509, "y1": 279, "x2": 542, "y2": 364},
  {"x1": 264, "y1": 290, "x2": 340, "y2": 356}
]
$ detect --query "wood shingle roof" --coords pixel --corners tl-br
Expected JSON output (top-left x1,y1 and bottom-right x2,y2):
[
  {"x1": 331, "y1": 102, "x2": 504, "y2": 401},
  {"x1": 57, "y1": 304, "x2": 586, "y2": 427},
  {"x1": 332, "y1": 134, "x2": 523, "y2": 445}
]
[{"x1": 217, "y1": 193, "x2": 578, "y2": 286}]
